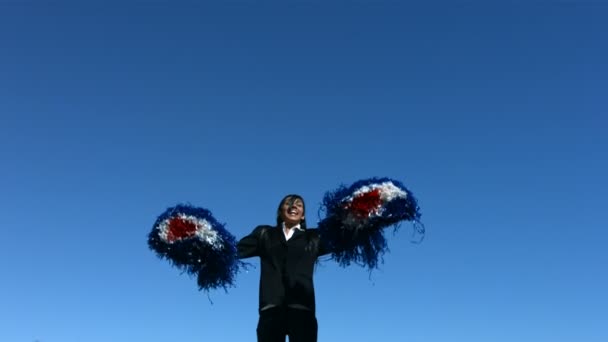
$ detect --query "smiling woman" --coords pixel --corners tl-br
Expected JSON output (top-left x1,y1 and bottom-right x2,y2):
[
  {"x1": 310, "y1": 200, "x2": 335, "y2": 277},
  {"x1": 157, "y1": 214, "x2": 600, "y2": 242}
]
[
  {"x1": 237, "y1": 194, "x2": 328, "y2": 342},
  {"x1": 148, "y1": 178, "x2": 422, "y2": 342}
]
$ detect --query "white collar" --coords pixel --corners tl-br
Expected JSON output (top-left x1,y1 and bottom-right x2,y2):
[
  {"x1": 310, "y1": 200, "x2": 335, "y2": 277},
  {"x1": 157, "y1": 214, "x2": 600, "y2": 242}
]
[{"x1": 282, "y1": 222, "x2": 303, "y2": 231}]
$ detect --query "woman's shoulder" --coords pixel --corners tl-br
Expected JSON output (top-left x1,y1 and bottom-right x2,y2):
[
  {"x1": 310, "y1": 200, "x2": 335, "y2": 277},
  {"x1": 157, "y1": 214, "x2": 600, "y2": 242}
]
[
  {"x1": 251, "y1": 224, "x2": 274, "y2": 235},
  {"x1": 253, "y1": 224, "x2": 274, "y2": 231},
  {"x1": 304, "y1": 227, "x2": 321, "y2": 237}
]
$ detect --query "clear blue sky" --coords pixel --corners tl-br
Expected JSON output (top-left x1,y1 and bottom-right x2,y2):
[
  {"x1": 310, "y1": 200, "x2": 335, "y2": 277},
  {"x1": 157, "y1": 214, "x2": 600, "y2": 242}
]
[{"x1": 1, "y1": 1, "x2": 606, "y2": 341}]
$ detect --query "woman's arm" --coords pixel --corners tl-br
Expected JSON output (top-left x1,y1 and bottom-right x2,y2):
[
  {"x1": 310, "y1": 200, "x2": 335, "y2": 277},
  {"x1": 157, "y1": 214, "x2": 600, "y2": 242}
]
[{"x1": 237, "y1": 225, "x2": 269, "y2": 259}]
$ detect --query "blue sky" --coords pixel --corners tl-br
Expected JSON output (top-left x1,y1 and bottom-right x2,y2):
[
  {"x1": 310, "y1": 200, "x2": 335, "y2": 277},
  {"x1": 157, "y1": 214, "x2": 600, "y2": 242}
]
[{"x1": 1, "y1": 1, "x2": 606, "y2": 341}]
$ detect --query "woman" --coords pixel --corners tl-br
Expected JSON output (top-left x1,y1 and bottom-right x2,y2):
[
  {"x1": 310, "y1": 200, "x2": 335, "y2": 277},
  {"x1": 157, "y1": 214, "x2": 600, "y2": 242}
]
[
  {"x1": 148, "y1": 179, "x2": 420, "y2": 340},
  {"x1": 237, "y1": 194, "x2": 328, "y2": 342}
]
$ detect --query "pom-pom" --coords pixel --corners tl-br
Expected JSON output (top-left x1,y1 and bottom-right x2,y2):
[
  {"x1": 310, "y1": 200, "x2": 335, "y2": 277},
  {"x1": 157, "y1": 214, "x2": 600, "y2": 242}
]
[
  {"x1": 319, "y1": 177, "x2": 424, "y2": 269},
  {"x1": 148, "y1": 204, "x2": 242, "y2": 291}
]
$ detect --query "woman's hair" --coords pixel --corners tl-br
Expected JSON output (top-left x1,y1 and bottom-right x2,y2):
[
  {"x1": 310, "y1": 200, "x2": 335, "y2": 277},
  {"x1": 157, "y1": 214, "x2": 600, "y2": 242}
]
[{"x1": 276, "y1": 194, "x2": 307, "y2": 230}]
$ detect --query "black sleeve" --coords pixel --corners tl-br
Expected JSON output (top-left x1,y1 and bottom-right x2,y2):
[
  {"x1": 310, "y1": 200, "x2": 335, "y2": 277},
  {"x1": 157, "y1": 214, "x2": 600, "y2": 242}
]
[
  {"x1": 317, "y1": 234, "x2": 332, "y2": 257},
  {"x1": 308, "y1": 229, "x2": 332, "y2": 257},
  {"x1": 237, "y1": 225, "x2": 269, "y2": 259}
]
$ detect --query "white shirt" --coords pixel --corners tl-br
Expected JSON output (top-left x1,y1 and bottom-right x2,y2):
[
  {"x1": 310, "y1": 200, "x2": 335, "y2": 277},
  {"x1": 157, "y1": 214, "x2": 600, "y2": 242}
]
[{"x1": 282, "y1": 222, "x2": 303, "y2": 241}]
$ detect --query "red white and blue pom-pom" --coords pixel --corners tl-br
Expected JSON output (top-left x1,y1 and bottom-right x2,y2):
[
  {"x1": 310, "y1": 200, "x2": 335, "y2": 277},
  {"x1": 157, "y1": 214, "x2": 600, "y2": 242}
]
[
  {"x1": 148, "y1": 204, "x2": 242, "y2": 291},
  {"x1": 318, "y1": 177, "x2": 424, "y2": 269}
]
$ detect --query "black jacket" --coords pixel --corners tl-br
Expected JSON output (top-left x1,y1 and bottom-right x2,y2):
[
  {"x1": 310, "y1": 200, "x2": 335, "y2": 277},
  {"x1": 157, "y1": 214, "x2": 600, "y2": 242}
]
[{"x1": 237, "y1": 225, "x2": 329, "y2": 313}]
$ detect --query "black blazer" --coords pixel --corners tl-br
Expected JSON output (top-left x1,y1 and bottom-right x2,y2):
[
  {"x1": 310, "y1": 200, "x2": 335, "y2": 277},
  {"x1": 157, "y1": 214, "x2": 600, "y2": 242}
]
[{"x1": 237, "y1": 225, "x2": 329, "y2": 313}]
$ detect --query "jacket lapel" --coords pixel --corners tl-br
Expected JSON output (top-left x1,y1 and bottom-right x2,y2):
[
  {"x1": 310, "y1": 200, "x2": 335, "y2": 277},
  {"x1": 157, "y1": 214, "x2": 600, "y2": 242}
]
[
  {"x1": 289, "y1": 228, "x2": 306, "y2": 242},
  {"x1": 277, "y1": 226, "x2": 287, "y2": 243}
]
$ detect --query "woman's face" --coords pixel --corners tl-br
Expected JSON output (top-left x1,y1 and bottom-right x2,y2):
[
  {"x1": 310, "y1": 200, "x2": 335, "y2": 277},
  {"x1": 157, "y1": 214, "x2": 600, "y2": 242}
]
[{"x1": 279, "y1": 196, "x2": 305, "y2": 227}]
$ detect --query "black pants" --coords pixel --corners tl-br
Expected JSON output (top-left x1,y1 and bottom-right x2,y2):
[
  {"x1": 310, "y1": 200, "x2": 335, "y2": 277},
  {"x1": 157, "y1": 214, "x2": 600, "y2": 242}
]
[{"x1": 257, "y1": 307, "x2": 318, "y2": 342}]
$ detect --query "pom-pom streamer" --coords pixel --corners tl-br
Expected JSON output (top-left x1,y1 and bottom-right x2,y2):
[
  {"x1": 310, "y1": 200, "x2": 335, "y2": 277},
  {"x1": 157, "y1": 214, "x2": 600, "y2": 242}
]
[
  {"x1": 148, "y1": 204, "x2": 242, "y2": 291},
  {"x1": 319, "y1": 177, "x2": 424, "y2": 269}
]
